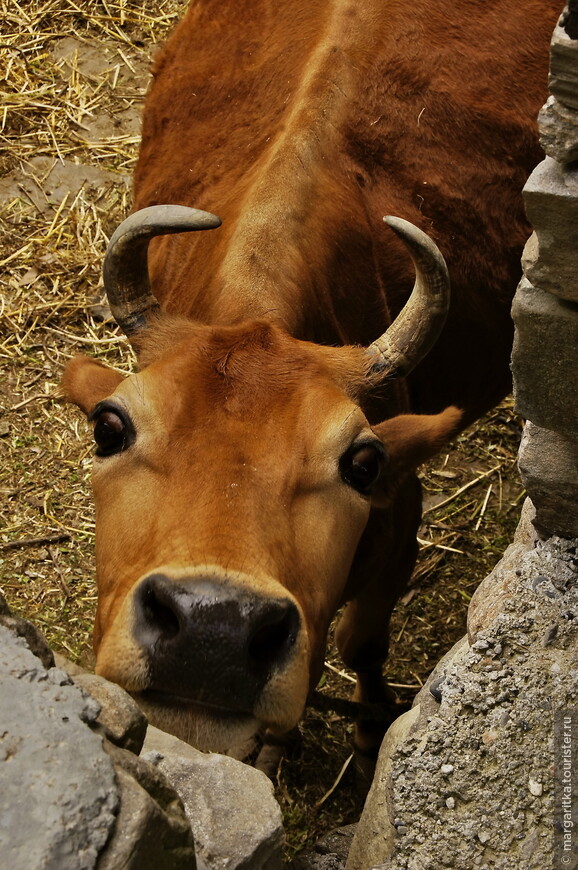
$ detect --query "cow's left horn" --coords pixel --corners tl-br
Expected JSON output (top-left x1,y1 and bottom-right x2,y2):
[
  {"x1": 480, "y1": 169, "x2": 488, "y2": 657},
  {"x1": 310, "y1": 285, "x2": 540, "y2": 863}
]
[
  {"x1": 103, "y1": 205, "x2": 221, "y2": 335},
  {"x1": 366, "y1": 217, "x2": 450, "y2": 378}
]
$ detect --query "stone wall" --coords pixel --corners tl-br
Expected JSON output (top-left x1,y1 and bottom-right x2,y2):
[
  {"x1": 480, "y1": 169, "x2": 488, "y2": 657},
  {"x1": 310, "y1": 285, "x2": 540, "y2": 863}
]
[
  {"x1": 512, "y1": 2, "x2": 578, "y2": 540},
  {"x1": 0, "y1": 592, "x2": 284, "y2": 870},
  {"x1": 347, "y1": 504, "x2": 578, "y2": 870},
  {"x1": 347, "y1": 6, "x2": 578, "y2": 870}
]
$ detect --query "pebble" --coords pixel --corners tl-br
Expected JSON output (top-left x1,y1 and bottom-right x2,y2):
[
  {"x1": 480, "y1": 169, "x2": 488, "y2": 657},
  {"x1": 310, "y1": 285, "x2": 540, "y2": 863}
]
[
  {"x1": 477, "y1": 831, "x2": 491, "y2": 844},
  {"x1": 472, "y1": 640, "x2": 490, "y2": 651},
  {"x1": 528, "y1": 778, "x2": 543, "y2": 796},
  {"x1": 445, "y1": 797, "x2": 455, "y2": 809},
  {"x1": 440, "y1": 763, "x2": 454, "y2": 775},
  {"x1": 429, "y1": 675, "x2": 445, "y2": 703}
]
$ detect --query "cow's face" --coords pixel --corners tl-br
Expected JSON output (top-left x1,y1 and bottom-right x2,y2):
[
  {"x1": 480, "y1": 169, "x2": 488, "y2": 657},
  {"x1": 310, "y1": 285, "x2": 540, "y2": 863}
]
[{"x1": 63, "y1": 317, "x2": 458, "y2": 751}]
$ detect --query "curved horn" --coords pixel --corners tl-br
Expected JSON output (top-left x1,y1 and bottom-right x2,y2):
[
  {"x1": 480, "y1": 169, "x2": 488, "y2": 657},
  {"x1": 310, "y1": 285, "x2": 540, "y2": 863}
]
[
  {"x1": 366, "y1": 216, "x2": 450, "y2": 378},
  {"x1": 103, "y1": 205, "x2": 221, "y2": 335}
]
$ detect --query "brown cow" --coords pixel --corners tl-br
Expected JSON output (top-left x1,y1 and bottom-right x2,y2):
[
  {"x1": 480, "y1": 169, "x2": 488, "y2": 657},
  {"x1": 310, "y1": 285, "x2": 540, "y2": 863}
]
[{"x1": 62, "y1": 0, "x2": 560, "y2": 760}]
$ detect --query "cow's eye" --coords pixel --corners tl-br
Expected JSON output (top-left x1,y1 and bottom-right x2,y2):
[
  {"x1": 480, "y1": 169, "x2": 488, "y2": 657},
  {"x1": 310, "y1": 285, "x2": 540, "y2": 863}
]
[
  {"x1": 90, "y1": 405, "x2": 133, "y2": 456},
  {"x1": 340, "y1": 441, "x2": 386, "y2": 494}
]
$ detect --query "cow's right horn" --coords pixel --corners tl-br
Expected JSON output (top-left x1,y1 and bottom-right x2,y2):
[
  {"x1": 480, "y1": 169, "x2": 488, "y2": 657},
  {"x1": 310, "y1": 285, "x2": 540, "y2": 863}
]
[
  {"x1": 103, "y1": 205, "x2": 221, "y2": 336},
  {"x1": 366, "y1": 216, "x2": 450, "y2": 379}
]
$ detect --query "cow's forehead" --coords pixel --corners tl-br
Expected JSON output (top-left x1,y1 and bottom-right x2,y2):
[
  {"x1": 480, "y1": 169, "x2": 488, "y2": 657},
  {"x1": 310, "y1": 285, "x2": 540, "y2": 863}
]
[
  {"x1": 123, "y1": 319, "x2": 362, "y2": 416},
  {"x1": 108, "y1": 321, "x2": 369, "y2": 449}
]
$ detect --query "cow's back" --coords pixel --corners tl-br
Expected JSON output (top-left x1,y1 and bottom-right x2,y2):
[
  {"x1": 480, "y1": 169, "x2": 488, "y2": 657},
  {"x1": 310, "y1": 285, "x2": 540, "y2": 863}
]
[{"x1": 134, "y1": 0, "x2": 560, "y2": 423}]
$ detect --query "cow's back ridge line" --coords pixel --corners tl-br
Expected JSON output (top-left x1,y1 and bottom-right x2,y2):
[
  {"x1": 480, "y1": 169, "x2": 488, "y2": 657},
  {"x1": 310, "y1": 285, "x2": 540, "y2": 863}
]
[{"x1": 216, "y1": 0, "x2": 386, "y2": 328}]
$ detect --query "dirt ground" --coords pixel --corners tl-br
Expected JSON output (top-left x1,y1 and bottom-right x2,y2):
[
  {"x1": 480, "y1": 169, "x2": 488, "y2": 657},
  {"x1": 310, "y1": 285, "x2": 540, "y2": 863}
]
[{"x1": 0, "y1": 0, "x2": 526, "y2": 858}]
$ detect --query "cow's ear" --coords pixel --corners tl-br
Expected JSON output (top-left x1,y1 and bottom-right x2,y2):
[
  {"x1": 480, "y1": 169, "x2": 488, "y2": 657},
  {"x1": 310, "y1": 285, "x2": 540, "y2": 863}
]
[
  {"x1": 61, "y1": 356, "x2": 125, "y2": 415},
  {"x1": 373, "y1": 406, "x2": 463, "y2": 474}
]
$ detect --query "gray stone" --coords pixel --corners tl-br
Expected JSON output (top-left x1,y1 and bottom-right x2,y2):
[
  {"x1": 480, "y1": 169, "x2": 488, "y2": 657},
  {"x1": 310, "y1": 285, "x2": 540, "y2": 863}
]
[
  {"x1": 518, "y1": 422, "x2": 578, "y2": 540},
  {"x1": 468, "y1": 500, "x2": 539, "y2": 638},
  {"x1": 511, "y1": 278, "x2": 578, "y2": 438},
  {"x1": 0, "y1": 617, "x2": 198, "y2": 870},
  {"x1": 522, "y1": 157, "x2": 578, "y2": 302},
  {"x1": 0, "y1": 605, "x2": 55, "y2": 670},
  {"x1": 549, "y1": 13, "x2": 578, "y2": 111},
  {"x1": 142, "y1": 724, "x2": 209, "y2": 763},
  {"x1": 346, "y1": 706, "x2": 420, "y2": 870},
  {"x1": 290, "y1": 825, "x2": 356, "y2": 870},
  {"x1": 143, "y1": 726, "x2": 285, "y2": 870},
  {"x1": 348, "y1": 520, "x2": 578, "y2": 870},
  {"x1": 99, "y1": 741, "x2": 196, "y2": 870},
  {"x1": 0, "y1": 624, "x2": 118, "y2": 870},
  {"x1": 539, "y1": 96, "x2": 578, "y2": 163},
  {"x1": 73, "y1": 673, "x2": 148, "y2": 754}
]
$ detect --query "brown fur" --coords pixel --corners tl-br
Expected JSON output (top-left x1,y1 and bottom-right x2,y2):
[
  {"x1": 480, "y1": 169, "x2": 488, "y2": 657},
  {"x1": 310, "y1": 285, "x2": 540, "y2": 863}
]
[
  {"x1": 63, "y1": 0, "x2": 559, "y2": 754},
  {"x1": 135, "y1": 0, "x2": 559, "y2": 424}
]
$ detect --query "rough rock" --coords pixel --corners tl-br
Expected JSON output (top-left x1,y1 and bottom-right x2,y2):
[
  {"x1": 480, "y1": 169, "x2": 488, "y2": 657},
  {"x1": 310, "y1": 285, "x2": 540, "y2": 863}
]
[
  {"x1": 142, "y1": 726, "x2": 285, "y2": 870},
  {"x1": 346, "y1": 708, "x2": 420, "y2": 870},
  {"x1": 517, "y1": 423, "x2": 578, "y2": 540},
  {"x1": 74, "y1": 673, "x2": 148, "y2": 754},
  {"x1": 347, "y1": 510, "x2": 578, "y2": 870},
  {"x1": 549, "y1": 9, "x2": 578, "y2": 110},
  {"x1": 539, "y1": 95, "x2": 578, "y2": 162},
  {"x1": 289, "y1": 825, "x2": 357, "y2": 870},
  {"x1": 0, "y1": 613, "x2": 196, "y2": 870},
  {"x1": 521, "y1": 158, "x2": 578, "y2": 303},
  {"x1": 511, "y1": 278, "x2": 578, "y2": 439},
  {"x1": 99, "y1": 741, "x2": 196, "y2": 870},
  {"x1": 468, "y1": 499, "x2": 539, "y2": 639},
  {"x1": 0, "y1": 624, "x2": 118, "y2": 870},
  {"x1": 0, "y1": 591, "x2": 54, "y2": 669}
]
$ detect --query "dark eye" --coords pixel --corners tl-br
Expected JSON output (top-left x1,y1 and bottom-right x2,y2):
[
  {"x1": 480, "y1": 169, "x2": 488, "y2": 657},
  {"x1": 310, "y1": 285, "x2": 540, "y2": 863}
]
[
  {"x1": 90, "y1": 405, "x2": 133, "y2": 456},
  {"x1": 340, "y1": 442, "x2": 386, "y2": 494}
]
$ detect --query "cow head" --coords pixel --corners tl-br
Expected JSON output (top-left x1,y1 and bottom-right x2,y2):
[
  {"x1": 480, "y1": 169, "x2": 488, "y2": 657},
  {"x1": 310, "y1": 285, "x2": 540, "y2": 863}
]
[{"x1": 62, "y1": 206, "x2": 460, "y2": 751}]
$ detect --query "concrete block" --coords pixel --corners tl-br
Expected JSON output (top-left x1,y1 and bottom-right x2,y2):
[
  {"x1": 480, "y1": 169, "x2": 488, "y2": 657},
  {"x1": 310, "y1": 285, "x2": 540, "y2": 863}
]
[
  {"x1": 511, "y1": 278, "x2": 578, "y2": 438},
  {"x1": 518, "y1": 421, "x2": 578, "y2": 539},
  {"x1": 523, "y1": 158, "x2": 578, "y2": 302}
]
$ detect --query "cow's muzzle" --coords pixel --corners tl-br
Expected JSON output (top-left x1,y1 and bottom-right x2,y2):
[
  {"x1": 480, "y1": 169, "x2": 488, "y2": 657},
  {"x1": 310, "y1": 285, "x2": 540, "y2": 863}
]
[{"x1": 132, "y1": 573, "x2": 301, "y2": 714}]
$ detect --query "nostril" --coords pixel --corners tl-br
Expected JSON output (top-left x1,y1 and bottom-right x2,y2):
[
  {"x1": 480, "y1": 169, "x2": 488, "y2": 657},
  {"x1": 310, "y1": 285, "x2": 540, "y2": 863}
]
[
  {"x1": 248, "y1": 603, "x2": 299, "y2": 672},
  {"x1": 140, "y1": 582, "x2": 180, "y2": 640}
]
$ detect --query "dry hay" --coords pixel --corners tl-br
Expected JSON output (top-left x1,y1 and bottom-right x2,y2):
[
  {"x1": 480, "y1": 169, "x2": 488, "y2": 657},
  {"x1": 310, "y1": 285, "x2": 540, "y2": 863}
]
[{"x1": 0, "y1": 0, "x2": 525, "y2": 858}]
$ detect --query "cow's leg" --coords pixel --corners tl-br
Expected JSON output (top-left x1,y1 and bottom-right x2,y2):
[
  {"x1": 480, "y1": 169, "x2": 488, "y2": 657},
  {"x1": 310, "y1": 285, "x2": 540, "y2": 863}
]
[
  {"x1": 254, "y1": 728, "x2": 301, "y2": 779},
  {"x1": 335, "y1": 477, "x2": 422, "y2": 761}
]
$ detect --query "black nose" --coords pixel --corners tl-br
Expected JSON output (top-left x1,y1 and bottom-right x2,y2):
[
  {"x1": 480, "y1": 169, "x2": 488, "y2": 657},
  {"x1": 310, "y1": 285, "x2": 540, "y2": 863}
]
[{"x1": 133, "y1": 574, "x2": 300, "y2": 711}]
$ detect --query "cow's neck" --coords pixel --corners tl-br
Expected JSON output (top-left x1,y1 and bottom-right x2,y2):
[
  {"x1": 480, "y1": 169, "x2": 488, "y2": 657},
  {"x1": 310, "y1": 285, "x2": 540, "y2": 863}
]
[{"x1": 208, "y1": 0, "x2": 390, "y2": 344}]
